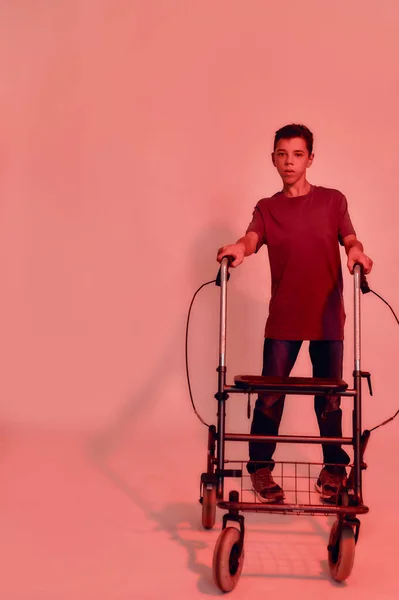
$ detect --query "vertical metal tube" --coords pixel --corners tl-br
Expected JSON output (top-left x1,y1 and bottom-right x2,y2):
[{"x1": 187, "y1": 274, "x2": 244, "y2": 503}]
[
  {"x1": 354, "y1": 265, "x2": 361, "y2": 371},
  {"x1": 219, "y1": 258, "x2": 229, "y2": 368},
  {"x1": 216, "y1": 257, "x2": 229, "y2": 498},
  {"x1": 353, "y1": 264, "x2": 362, "y2": 502},
  {"x1": 216, "y1": 399, "x2": 226, "y2": 498}
]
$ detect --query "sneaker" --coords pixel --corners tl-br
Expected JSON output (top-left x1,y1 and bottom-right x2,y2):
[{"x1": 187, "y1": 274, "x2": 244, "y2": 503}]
[
  {"x1": 315, "y1": 466, "x2": 347, "y2": 503},
  {"x1": 250, "y1": 467, "x2": 285, "y2": 503}
]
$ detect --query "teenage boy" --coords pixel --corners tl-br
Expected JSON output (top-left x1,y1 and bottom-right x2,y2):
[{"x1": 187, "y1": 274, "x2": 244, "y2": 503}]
[{"x1": 217, "y1": 124, "x2": 373, "y2": 503}]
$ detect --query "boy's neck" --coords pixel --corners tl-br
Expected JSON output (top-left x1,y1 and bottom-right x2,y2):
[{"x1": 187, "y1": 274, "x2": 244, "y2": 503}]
[{"x1": 282, "y1": 179, "x2": 312, "y2": 197}]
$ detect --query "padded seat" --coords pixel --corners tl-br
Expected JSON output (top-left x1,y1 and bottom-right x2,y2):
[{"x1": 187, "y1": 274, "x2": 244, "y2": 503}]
[{"x1": 233, "y1": 375, "x2": 348, "y2": 393}]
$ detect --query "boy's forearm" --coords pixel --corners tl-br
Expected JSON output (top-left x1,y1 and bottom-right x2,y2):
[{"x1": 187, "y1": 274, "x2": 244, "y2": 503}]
[
  {"x1": 344, "y1": 238, "x2": 364, "y2": 255},
  {"x1": 236, "y1": 233, "x2": 257, "y2": 256}
]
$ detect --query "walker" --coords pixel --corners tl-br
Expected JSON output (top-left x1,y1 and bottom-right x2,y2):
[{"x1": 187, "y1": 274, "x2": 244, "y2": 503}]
[{"x1": 199, "y1": 260, "x2": 372, "y2": 591}]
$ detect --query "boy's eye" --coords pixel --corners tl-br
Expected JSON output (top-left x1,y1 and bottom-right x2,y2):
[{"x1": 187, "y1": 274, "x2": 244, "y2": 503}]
[{"x1": 277, "y1": 152, "x2": 303, "y2": 156}]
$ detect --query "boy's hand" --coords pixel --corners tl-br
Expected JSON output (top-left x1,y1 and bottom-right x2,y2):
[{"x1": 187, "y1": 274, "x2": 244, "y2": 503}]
[
  {"x1": 217, "y1": 242, "x2": 245, "y2": 267},
  {"x1": 347, "y1": 247, "x2": 373, "y2": 274}
]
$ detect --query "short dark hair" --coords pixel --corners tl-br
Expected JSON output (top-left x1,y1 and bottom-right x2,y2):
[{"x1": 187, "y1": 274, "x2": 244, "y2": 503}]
[{"x1": 273, "y1": 123, "x2": 314, "y2": 155}]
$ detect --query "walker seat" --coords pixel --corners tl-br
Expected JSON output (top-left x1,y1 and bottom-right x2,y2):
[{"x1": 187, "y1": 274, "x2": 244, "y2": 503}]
[{"x1": 233, "y1": 375, "x2": 348, "y2": 394}]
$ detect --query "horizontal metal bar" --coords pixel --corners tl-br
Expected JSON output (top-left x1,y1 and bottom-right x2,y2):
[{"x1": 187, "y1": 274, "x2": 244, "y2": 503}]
[
  {"x1": 224, "y1": 386, "x2": 357, "y2": 397},
  {"x1": 218, "y1": 501, "x2": 369, "y2": 516},
  {"x1": 222, "y1": 458, "x2": 349, "y2": 467},
  {"x1": 224, "y1": 433, "x2": 353, "y2": 445},
  {"x1": 215, "y1": 469, "x2": 243, "y2": 478}
]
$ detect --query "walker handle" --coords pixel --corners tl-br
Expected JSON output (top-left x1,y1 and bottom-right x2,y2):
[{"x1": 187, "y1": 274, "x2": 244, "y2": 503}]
[
  {"x1": 217, "y1": 256, "x2": 233, "y2": 370},
  {"x1": 215, "y1": 256, "x2": 233, "y2": 287},
  {"x1": 353, "y1": 262, "x2": 370, "y2": 294}
]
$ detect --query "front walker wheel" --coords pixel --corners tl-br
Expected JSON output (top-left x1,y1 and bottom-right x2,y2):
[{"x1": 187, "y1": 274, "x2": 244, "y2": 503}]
[
  {"x1": 213, "y1": 527, "x2": 244, "y2": 592},
  {"x1": 328, "y1": 520, "x2": 356, "y2": 581}
]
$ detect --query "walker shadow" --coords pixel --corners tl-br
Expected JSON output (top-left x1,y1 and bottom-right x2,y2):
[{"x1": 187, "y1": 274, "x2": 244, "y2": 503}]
[
  {"x1": 88, "y1": 450, "x2": 218, "y2": 595},
  {"x1": 90, "y1": 433, "x2": 344, "y2": 592}
]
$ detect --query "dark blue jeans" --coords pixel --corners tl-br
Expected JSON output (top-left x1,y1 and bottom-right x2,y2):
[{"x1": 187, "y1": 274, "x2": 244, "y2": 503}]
[{"x1": 248, "y1": 338, "x2": 350, "y2": 473}]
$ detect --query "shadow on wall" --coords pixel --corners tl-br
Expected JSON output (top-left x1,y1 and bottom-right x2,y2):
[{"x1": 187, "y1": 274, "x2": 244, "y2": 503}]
[{"x1": 89, "y1": 223, "x2": 267, "y2": 459}]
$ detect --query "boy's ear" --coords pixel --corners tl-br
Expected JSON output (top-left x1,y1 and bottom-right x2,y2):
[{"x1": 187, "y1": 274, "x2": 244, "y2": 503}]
[
  {"x1": 307, "y1": 152, "x2": 314, "y2": 167},
  {"x1": 271, "y1": 152, "x2": 276, "y2": 167}
]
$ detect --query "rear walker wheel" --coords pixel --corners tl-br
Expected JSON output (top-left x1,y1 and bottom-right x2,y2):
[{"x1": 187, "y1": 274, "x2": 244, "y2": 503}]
[{"x1": 201, "y1": 484, "x2": 216, "y2": 529}]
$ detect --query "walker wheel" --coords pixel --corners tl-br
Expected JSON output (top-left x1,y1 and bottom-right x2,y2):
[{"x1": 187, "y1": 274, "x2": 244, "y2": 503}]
[
  {"x1": 328, "y1": 520, "x2": 356, "y2": 581},
  {"x1": 213, "y1": 527, "x2": 244, "y2": 592},
  {"x1": 201, "y1": 484, "x2": 216, "y2": 529}
]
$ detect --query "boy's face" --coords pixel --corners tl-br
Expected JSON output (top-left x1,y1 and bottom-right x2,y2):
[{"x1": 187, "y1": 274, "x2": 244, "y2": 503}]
[{"x1": 272, "y1": 137, "x2": 314, "y2": 184}]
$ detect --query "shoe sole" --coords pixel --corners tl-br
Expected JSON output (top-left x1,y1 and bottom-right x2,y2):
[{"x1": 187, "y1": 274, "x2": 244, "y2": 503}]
[
  {"x1": 314, "y1": 482, "x2": 337, "y2": 503},
  {"x1": 252, "y1": 487, "x2": 285, "y2": 504}
]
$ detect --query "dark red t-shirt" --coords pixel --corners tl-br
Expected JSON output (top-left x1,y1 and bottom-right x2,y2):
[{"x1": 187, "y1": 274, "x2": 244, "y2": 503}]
[{"x1": 246, "y1": 185, "x2": 356, "y2": 340}]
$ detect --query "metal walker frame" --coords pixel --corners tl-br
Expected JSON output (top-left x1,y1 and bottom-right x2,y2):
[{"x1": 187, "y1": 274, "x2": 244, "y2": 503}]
[{"x1": 200, "y1": 260, "x2": 372, "y2": 589}]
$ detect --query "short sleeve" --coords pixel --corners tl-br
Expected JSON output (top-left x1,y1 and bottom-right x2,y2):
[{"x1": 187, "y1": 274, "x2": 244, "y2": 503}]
[
  {"x1": 246, "y1": 205, "x2": 266, "y2": 252},
  {"x1": 338, "y1": 193, "x2": 356, "y2": 245}
]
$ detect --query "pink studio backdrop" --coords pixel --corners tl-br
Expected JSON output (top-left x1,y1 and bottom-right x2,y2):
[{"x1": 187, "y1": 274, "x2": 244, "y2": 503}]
[
  {"x1": 0, "y1": 2, "x2": 399, "y2": 598},
  {"x1": 1, "y1": 0, "x2": 398, "y2": 432}
]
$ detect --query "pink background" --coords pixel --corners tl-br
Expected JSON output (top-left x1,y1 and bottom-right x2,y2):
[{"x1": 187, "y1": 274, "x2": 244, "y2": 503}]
[{"x1": 0, "y1": 1, "x2": 398, "y2": 598}]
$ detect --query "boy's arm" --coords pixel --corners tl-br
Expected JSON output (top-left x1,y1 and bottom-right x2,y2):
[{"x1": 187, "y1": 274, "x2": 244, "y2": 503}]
[
  {"x1": 342, "y1": 234, "x2": 373, "y2": 274},
  {"x1": 217, "y1": 232, "x2": 259, "y2": 267},
  {"x1": 236, "y1": 232, "x2": 259, "y2": 256}
]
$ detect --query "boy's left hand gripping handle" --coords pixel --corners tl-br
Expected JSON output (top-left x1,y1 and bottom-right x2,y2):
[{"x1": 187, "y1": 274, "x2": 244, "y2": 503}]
[{"x1": 215, "y1": 256, "x2": 233, "y2": 287}]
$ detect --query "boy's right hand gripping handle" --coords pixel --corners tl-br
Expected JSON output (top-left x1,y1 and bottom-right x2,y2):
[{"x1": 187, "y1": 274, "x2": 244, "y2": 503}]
[{"x1": 354, "y1": 262, "x2": 370, "y2": 294}]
